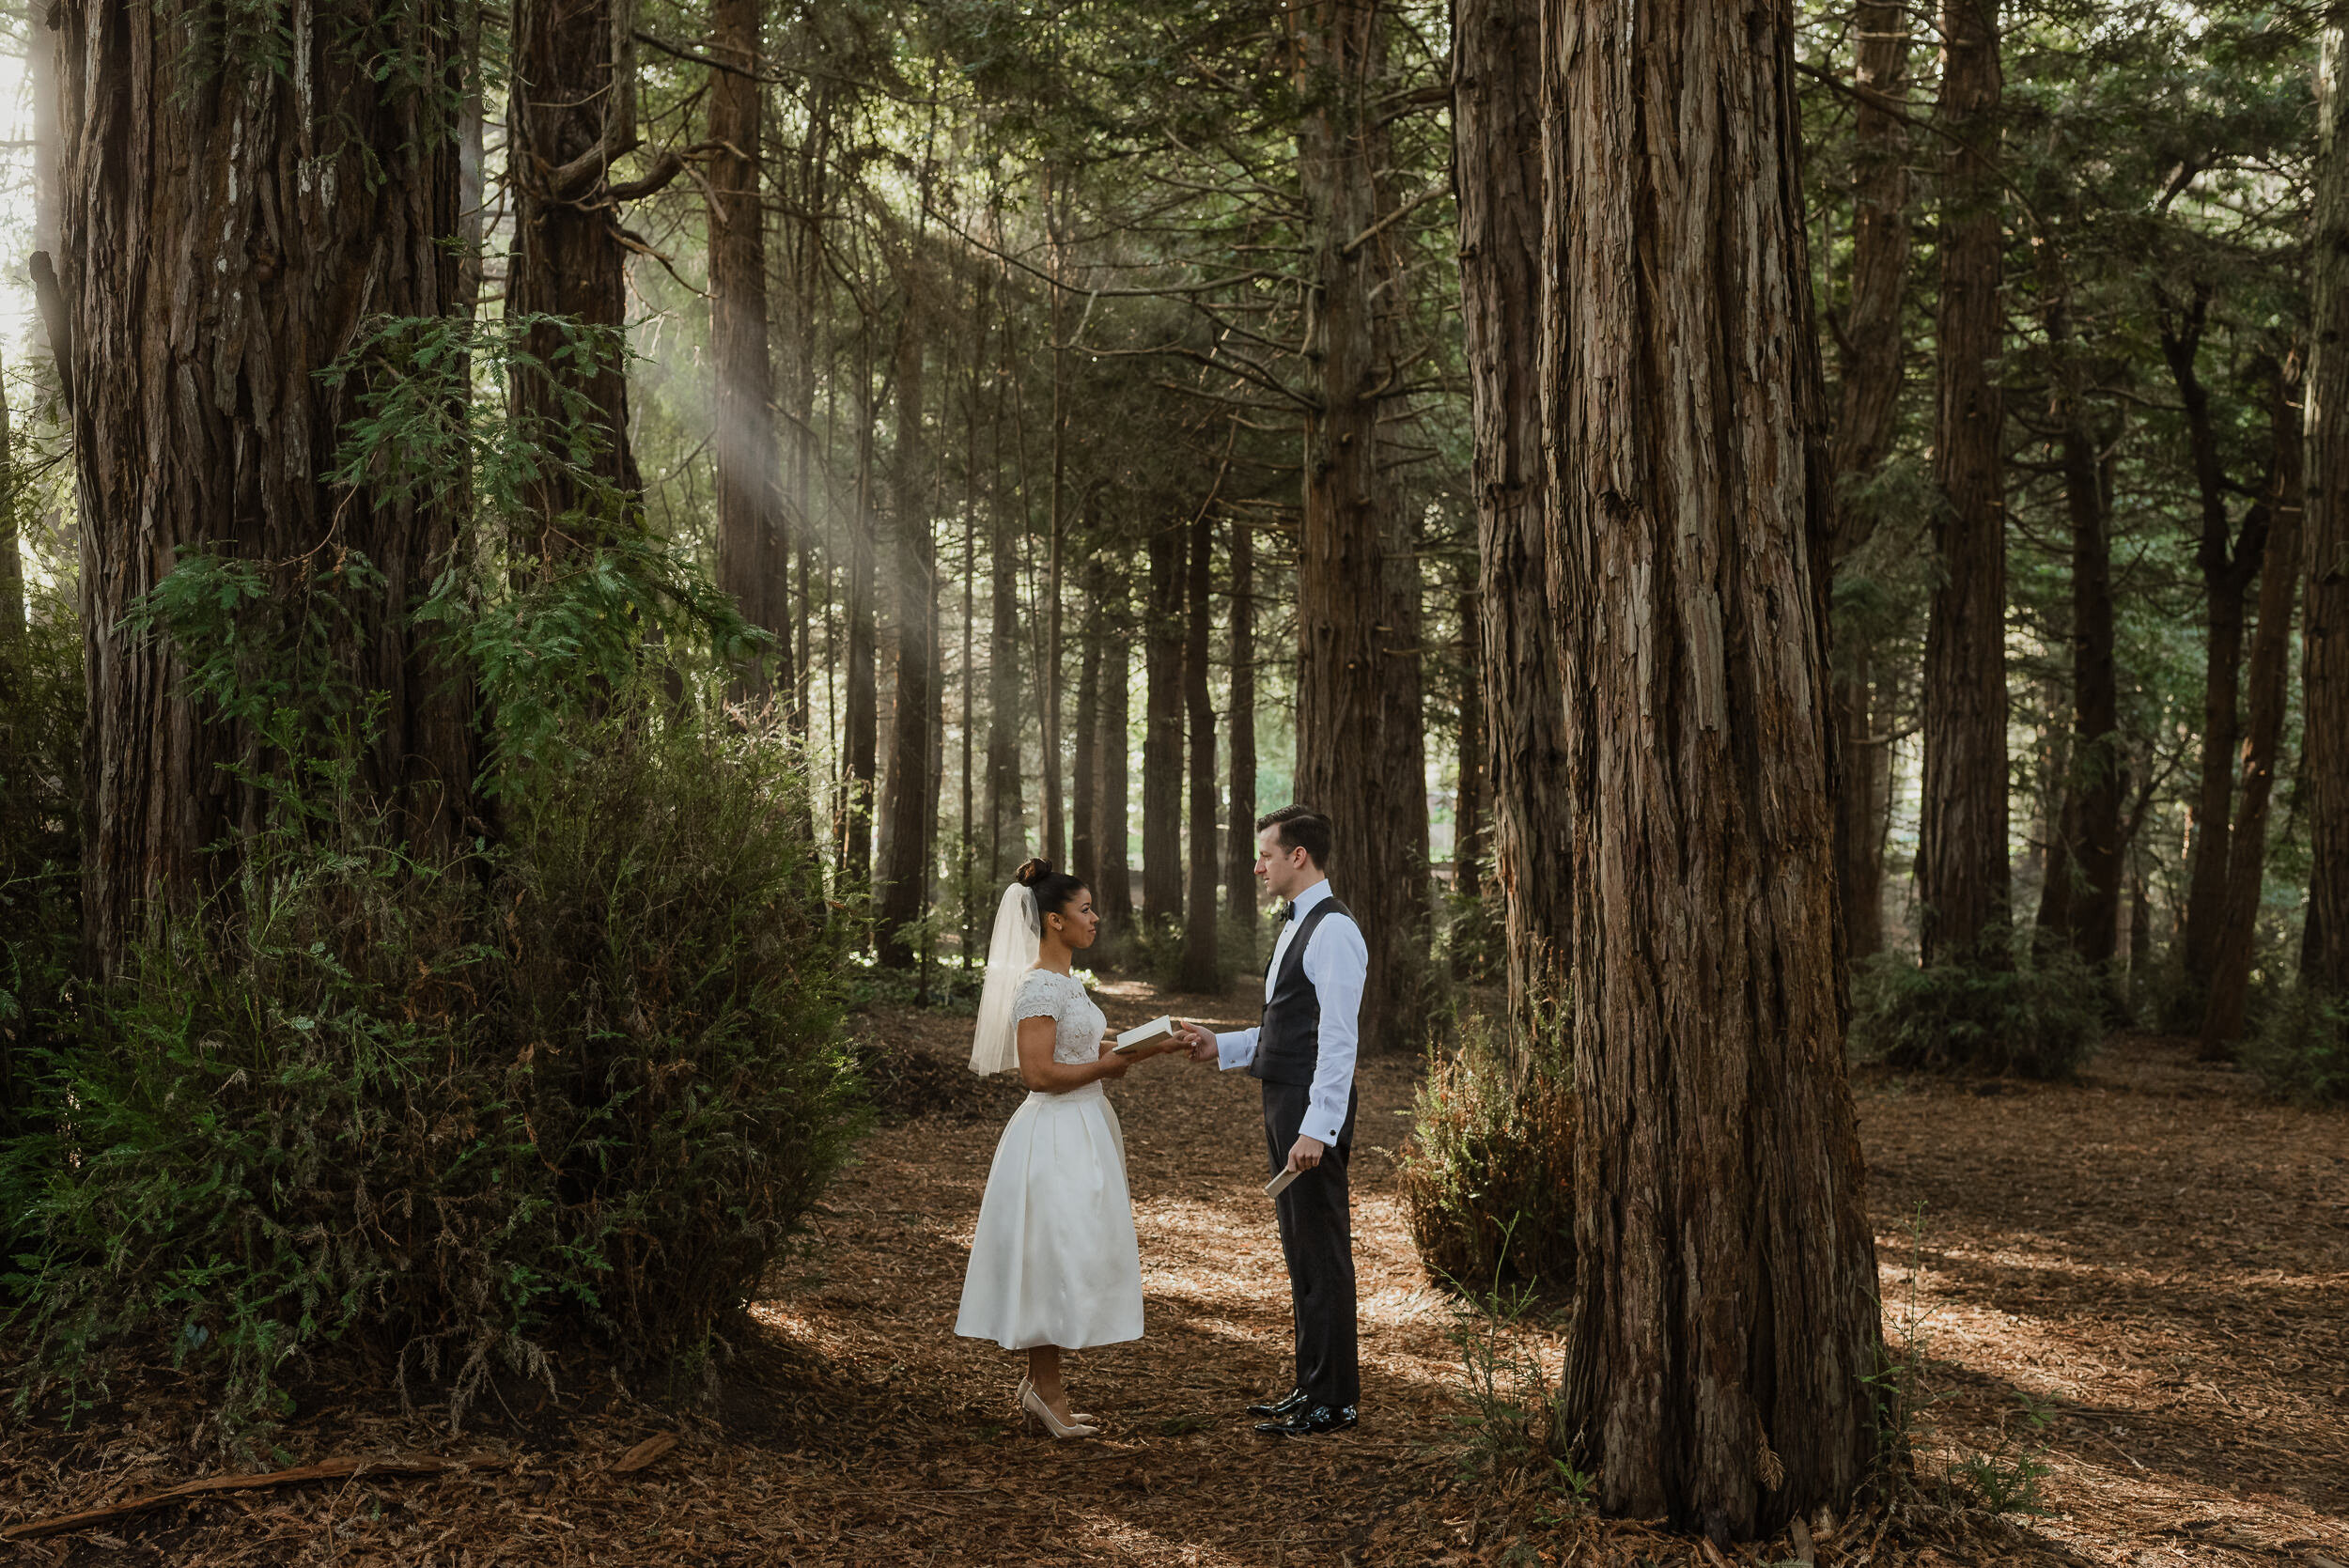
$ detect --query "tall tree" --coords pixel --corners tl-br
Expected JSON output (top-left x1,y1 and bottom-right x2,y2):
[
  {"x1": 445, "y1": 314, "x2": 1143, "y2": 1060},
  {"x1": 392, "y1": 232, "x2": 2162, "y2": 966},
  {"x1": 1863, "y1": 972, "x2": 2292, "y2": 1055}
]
[
  {"x1": 2308, "y1": 14, "x2": 2349, "y2": 996},
  {"x1": 1919, "y1": 0, "x2": 2010, "y2": 966},
  {"x1": 1825, "y1": 0, "x2": 1912, "y2": 962},
  {"x1": 1454, "y1": 559, "x2": 1485, "y2": 906},
  {"x1": 1541, "y1": 0, "x2": 1882, "y2": 1534},
  {"x1": 708, "y1": 0, "x2": 787, "y2": 698},
  {"x1": 839, "y1": 331, "x2": 880, "y2": 893},
  {"x1": 1181, "y1": 504, "x2": 1221, "y2": 990},
  {"x1": 1225, "y1": 514, "x2": 1258, "y2": 935},
  {"x1": 1073, "y1": 551, "x2": 1105, "y2": 893},
  {"x1": 1454, "y1": 0, "x2": 1568, "y2": 1025},
  {"x1": 1097, "y1": 563, "x2": 1135, "y2": 921},
  {"x1": 876, "y1": 303, "x2": 935, "y2": 968},
  {"x1": 1294, "y1": 0, "x2": 1429, "y2": 1045},
  {"x1": 985, "y1": 308, "x2": 1026, "y2": 878},
  {"x1": 55, "y1": 0, "x2": 479, "y2": 974},
  {"x1": 1143, "y1": 514, "x2": 1186, "y2": 919}
]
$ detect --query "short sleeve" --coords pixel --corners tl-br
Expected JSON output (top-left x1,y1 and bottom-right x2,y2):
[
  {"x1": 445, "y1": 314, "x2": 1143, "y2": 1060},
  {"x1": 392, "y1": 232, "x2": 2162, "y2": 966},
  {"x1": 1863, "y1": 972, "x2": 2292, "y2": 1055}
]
[{"x1": 1013, "y1": 970, "x2": 1066, "y2": 1025}]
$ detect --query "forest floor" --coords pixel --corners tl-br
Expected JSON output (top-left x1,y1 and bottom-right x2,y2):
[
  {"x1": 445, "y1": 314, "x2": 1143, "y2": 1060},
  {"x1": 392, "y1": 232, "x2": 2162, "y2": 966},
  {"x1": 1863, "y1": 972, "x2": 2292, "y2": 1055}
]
[{"x1": 1, "y1": 977, "x2": 2345, "y2": 1567}]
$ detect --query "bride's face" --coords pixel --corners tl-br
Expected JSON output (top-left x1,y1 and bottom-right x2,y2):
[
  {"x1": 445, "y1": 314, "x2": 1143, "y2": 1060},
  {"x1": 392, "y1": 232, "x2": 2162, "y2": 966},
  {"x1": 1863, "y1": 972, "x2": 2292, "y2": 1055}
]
[{"x1": 1049, "y1": 891, "x2": 1100, "y2": 950}]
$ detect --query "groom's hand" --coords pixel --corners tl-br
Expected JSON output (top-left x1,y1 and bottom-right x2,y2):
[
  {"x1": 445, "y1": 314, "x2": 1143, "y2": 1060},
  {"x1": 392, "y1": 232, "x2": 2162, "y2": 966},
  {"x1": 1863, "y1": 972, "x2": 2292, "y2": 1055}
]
[
  {"x1": 1176, "y1": 1020, "x2": 1218, "y2": 1062},
  {"x1": 1285, "y1": 1135, "x2": 1324, "y2": 1173}
]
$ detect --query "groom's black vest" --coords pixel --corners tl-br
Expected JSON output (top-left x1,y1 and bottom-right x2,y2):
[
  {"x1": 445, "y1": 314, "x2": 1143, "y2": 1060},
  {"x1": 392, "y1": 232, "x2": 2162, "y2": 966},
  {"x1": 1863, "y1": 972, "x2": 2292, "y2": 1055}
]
[{"x1": 1248, "y1": 896, "x2": 1355, "y2": 1087}]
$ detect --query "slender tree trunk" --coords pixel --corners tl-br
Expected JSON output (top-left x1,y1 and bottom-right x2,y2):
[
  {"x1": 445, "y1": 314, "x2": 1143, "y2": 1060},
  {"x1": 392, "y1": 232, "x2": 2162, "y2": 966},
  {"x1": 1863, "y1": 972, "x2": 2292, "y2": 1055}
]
[
  {"x1": 1454, "y1": 564, "x2": 1485, "y2": 904},
  {"x1": 1143, "y1": 515, "x2": 1186, "y2": 921},
  {"x1": 1295, "y1": 0, "x2": 1429, "y2": 1046},
  {"x1": 1542, "y1": 0, "x2": 1882, "y2": 1533},
  {"x1": 708, "y1": 0, "x2": 786, "y2": 699},
  {"x1": 510, "y1": 0, "x2": 671, "y2": 550},
  {"x1": 1455, "y1": 0, "x2": 1568, "y2": 1027},
  {"x1": 1827, "y1": 0, "x2": 1911, "y2": 963},
  {"x1": 1182, "y1": 504, "x2": 1221, "y2": 989},
  {"x1": 876, "y1": 305, "x2": 934, "y2": 969},
  {"x1": 0, "y1": 349, "x2": 18, "y2": 636},
  {"x1": 58, "y1": 0, "x2": 479, "y2": 975},
  {"x1": 1225, "y1": 514, "x2": 1258, "y2": 933},
  {"x1": 1919, "y1": 0, "x2": 2010, "y2": 967},
  {"x1": 2163, "y1": 287, "x2": 2268, "y2": 1005},
  {"x1": 1097, "y1": 563, "x2": 1135, "y2": 921},
  {"x1": 1074, "y1": 551, "x2": 1104, "y2": 892},
  {"x1": 985, "y1": 312, "x2": 1025, "y2": 878},
  {"x1": 2308, "y1": 16, "x2": 2349, "y2": 996},
  {"x1": 1042, "y1": 189, "x2": 1068, "y2": 869},
  {"x1": 840, "y1": 333, "x2": 879, "y2": 896},
  {"x1": 2203, "y1": 366, "x2": 2303, "y2": 1054},
  {"x1": 2031, "y1": 241, "x2": 2123, "y2": 971}
]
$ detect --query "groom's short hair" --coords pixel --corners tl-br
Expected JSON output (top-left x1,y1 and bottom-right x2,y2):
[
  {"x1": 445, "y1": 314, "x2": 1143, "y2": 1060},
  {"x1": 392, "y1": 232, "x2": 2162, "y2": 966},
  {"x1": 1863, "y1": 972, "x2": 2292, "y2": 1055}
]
[{"x1": 1256, "y1": 805, "x2": 1332, "y2": 869}]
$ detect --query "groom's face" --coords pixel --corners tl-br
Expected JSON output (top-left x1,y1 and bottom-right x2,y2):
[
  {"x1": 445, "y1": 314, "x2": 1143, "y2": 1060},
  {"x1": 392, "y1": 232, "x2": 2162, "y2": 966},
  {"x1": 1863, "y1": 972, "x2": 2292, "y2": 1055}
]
[{"x1": 1254, "y1": 828, "x2": 1313, "y2": 901}]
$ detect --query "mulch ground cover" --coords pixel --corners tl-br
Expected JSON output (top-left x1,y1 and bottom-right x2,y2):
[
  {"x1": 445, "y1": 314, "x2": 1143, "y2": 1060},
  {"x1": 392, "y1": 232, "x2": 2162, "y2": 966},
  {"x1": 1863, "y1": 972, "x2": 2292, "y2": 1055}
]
[{"x1": 2, "y1": 986, "x2": 2342, "y2": 1567}]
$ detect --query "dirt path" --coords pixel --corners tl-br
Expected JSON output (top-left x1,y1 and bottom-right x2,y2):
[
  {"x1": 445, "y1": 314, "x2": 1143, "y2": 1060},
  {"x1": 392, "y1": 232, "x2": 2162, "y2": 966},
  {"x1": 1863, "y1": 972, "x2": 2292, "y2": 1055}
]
[{"x1": 3, "y1": 988, "x2": 2344, "y2": 1567}]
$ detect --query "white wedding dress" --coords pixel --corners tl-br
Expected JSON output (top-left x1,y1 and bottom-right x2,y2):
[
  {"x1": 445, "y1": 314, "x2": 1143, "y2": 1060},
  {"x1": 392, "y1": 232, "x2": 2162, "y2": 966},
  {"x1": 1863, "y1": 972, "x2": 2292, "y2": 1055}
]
[{"x1": 954, "y1": 968, "x2": 1145, "y2": 1350}]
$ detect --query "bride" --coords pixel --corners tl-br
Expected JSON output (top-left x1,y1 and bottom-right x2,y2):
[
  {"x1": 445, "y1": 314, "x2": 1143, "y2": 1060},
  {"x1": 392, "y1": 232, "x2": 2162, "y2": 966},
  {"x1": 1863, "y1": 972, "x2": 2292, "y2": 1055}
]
[{"x1": 955, "y1": 858, "x2": 1181, "y2": 1438}]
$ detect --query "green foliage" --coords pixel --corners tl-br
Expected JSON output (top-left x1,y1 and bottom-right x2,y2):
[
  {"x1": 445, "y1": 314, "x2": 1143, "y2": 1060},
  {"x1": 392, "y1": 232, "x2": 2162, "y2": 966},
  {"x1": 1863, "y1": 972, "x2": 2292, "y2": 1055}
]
[
  {"x1": 1848, "y1": 936, "x2": 2108, "y2": 1079},
  {"x1": 1948, "y1": 1394, "x2": 2056, "y2": 1516},
  {"x1": 2242, "y1": 986, "x2": 2349, "y2": 1105},
  {"x1": 1435, "y1": 883, "x2": 1504, "y2": 989},
  {"x1": 1439, "y1": 1256, "x2": 1584, "y2": 1512},
  {"x1": 1398, "y1": 984, "x2": 1575, "y2": 1302}
]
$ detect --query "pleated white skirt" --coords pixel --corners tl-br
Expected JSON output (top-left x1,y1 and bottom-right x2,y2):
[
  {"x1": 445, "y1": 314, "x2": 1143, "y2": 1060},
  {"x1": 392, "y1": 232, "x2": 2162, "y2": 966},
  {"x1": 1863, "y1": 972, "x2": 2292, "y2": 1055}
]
[{"x1": 955, "y1": 1081, "x2": 1144, "y2": 1351}]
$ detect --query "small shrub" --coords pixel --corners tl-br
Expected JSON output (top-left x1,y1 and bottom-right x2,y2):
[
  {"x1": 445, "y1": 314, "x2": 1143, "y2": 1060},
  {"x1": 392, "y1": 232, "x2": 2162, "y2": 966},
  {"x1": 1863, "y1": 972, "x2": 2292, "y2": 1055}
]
[
  {"x1": 1440, "y1": 1259, "x2": 1584, "y2": 1508},
  {"x1": 2243, "y1": 986, "x2": 2349, "y2": 1105},
  {"x1": 1398, "y1": 986, "x2": 1575, "y2": 1301},
  {"x1": 1849, "y1": 933, "x2": 2108, "y2": 1079}
]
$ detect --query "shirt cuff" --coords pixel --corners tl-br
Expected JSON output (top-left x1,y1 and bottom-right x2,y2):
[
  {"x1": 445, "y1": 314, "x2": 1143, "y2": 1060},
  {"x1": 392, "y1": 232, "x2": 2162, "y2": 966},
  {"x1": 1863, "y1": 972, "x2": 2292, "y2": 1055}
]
[
  {"x1": 1214, "y1": 1030, "x2": 1255, "y2": 1072},
  {"x1": 1299, "y1": 1108, "x2": 1346, "y2": 1147}
]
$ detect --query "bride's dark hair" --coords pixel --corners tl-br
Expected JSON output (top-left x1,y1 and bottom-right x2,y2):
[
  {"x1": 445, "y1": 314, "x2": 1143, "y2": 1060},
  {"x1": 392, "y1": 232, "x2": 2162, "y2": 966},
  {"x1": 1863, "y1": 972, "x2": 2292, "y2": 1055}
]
[{"x1": 1014, "y1": 858, "x2": 1089, "y2": 924}]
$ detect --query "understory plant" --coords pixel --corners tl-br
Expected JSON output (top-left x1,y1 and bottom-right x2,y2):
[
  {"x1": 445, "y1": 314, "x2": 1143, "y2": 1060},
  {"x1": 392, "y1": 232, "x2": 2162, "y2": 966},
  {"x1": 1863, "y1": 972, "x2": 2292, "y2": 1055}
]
[
  {"x1": 1398, "y1": 976, "x2": 1575, "y2": 1301},
  {"x1": 1847, "y1": 931, "x2": 2108, "y2": 1079},
  {"x1": 2242, "y1": 985, "x2": 2349, "y2": 1104}
]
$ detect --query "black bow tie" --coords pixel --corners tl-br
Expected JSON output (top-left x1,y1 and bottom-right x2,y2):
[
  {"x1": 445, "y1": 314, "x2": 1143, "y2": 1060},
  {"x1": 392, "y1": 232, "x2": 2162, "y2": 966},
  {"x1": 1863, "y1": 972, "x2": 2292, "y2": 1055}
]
[{"x1": 1283, "y1": 901, "x2": 1299, "y2": 922}]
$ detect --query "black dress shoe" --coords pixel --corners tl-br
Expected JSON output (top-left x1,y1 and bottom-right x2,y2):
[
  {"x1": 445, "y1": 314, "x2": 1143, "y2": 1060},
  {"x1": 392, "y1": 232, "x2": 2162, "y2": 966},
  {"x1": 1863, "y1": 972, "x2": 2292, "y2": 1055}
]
[
  {"x1": 1246, "y1": 1388, "x2": 1311, "y2": 1419},
  {"x1": 1253, "y1": 1403, "x2": 1357, "y2": 1437}
]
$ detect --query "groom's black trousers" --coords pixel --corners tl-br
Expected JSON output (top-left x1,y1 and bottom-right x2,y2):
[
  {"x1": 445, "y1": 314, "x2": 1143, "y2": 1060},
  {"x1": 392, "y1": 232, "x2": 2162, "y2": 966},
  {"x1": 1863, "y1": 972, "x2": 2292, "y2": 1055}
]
[{"x1": 1261, "y1": 1079, "x2": 1360, "y2": 1409}]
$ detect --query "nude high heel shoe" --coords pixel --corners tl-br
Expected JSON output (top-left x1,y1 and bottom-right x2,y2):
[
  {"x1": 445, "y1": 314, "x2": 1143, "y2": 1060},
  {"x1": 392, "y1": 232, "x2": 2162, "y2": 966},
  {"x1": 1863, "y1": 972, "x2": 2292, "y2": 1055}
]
[
  {"x1": 1017, "y1": 1375, "x2": 1098, "y2": 1427},
  {"x1": 1020, "y1": 1382, "x2": 1099, "y2": 1440}
]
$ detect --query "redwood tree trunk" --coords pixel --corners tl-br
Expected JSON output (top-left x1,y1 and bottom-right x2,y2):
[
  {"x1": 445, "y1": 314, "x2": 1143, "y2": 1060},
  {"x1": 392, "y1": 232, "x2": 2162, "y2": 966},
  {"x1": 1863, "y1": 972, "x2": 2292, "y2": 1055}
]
[
  {"x1": 1181, "y1": 505, "x2": 1221, "y2": 990},
  {"x1": 708, "y1": 0, "x2": 786, "y2": 700},
  {"x1": 1454, "y1": 0, "x2": 1569, "y2": 1025},
  {"x1": 1143, "y1": 515, "x2": 1186, "y2": 921},
  {"x1": 1919, "y1": 0, "x2": 2010, "y2": 967},
  {"x1": 2202, "y1": 368, "x2": 2302, "y2": 1053},
  {"x1": 1073, "y1": 551, "x2": 1104, "y2": 893},
  {"x1": 1826, "y1": 0, "x2": 1911, "y2": 963},
  {"x1": 1541, "y1": 0, "x2": 1882, "y2": 1533},
  {"x1": 839, "y1": 341, "x2": 879, "y2": 893},
  {"x1": 1295, "y1": 0, "x2": 1429, "y2": 1047},
  {"x1": 1097, "y1": 564, "x2": 1135, "y2": 920},
  {"x1": 1454, "y1": 563, "x2": 1485, "y2": 903},
  {"x1": 1225, "y1": 514, "x2": 1258, "y2": 933},
  {"x1": 985, "y1": 318, "x2": 1025, "y2": 878},
  {"x1": 2308, "y1": 18, "x2": 2349, "y2": 997},
  {"x1": 59, "y1": 0, "x2": 479, "y2": 975},
  {"x1": 875, "y1": 309, "x2": 933, "y2": 969},
  {"x1": 510, "y1": 0, "x2": 653, "y2": 548}
]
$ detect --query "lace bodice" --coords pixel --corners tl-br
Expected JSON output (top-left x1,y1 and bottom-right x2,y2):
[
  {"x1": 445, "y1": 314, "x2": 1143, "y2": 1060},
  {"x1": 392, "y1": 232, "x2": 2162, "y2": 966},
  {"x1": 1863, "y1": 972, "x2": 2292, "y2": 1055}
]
[{"x1": 1013, "y1": 968, "x2": 1108, "y2": 1066}]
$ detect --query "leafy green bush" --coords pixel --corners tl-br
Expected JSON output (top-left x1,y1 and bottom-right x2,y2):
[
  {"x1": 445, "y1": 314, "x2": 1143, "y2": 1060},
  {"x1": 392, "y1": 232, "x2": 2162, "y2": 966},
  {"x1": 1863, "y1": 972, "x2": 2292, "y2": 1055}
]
[
  {"x1": 1398, "y1": 986, "x2": 1575, "y2": 1300},
  {"x1": 2242, "y1": 986, "x2": 2349, "y2": 1105},
  {"x1": 1848, "y1": 935, "x2": 2108, "y2": 1079}
]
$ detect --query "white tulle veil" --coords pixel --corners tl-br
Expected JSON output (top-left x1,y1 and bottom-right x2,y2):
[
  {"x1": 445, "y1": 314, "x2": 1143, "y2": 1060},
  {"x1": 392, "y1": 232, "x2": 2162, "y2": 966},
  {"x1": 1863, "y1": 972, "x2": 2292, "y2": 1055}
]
[{"x1": 968, "y1": 882, "x2": 1041, "y2": 1075}]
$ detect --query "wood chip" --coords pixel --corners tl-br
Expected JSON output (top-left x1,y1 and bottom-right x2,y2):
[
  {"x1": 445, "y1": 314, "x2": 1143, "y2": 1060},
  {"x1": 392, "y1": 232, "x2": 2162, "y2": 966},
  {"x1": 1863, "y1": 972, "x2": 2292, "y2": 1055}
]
[
  {"x1": 611, "y1": 1432, "x2": 679, "y2": 1473},
  {"x1": 1, "y1": 1454, "x2": 505, "y2": 1542}
]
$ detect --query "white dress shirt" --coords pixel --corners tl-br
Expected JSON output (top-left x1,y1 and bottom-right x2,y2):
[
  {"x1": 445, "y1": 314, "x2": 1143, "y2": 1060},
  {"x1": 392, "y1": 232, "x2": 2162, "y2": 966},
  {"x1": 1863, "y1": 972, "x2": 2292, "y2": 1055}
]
[{"x1": 1212, "y1": 878, "x2": 1367, "y2": 1147}]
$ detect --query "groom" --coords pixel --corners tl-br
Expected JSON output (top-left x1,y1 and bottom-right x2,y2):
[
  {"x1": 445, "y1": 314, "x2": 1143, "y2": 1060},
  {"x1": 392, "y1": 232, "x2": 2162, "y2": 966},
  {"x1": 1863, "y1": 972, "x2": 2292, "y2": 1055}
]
[{"x1": 1176, "y1": 804, "x2": 1364, "y2": 1437}]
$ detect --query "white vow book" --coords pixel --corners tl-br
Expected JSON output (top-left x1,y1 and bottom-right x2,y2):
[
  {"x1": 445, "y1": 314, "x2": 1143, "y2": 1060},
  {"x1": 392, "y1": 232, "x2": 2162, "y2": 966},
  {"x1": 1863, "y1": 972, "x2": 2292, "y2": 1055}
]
[
  {"x1": 1263, "y1": 1167, "x2": 1303, "y2": 1199},
  {"x1": 1112, "y1": 1015, "x2": 1179, "y2": 1054}
]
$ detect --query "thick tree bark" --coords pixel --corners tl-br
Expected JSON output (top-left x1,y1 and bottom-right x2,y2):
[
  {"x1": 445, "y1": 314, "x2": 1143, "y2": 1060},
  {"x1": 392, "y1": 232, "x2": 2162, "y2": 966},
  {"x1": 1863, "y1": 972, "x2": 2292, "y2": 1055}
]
[
  {"x1": 510, "y1": 0, "x2": 659, "y2": 550},
  {"x1": 1541, "y1": 0, "x2": 1882, "y2": 1534},
  {"x1": 1454, "y1": 0, "x2": 1568, "y2": 1026},
  {"x1": 708, "y1": 0, "x2": 786, "y2": 701},
  {"x1": 2162, "y1": 287, "x2": 2269, "y2": 1005},
  {"x1": 1097, "y1": 564, "x2": 1135, "y2": 921},
  {"x1": 1225, "y1": 514, "x2": 1259, "y2": 932},
  {"x1": 2031, "y1": 242, "x2": 2123, "y2": 970},
  {"x1": 1182, "y1": 505, "x2": 1221, "y2": 990},
  {"x1": 2309, "y1": 18, "x2": 2349, "y2": 996},
  {"x1": 59, "y1": 0, "x2": 479, "y2": 975},
  {"x1": 1919, "y1": 0, "x2": 2009, "y2": 966},
  {"x1": 1143, "y1": 515, "x2": 1186, "y2": 921},
  {"x1": 2202, "y1": 368, "x2": 2302, "y2": 1054},
  {"x1": 876, "y1": 308, "x2": 934, "y2": 969},
  {"x1": 1826, "y1": 0, "x2": 1911, "y2": 963},
  {"x1": 1295, "y1": 0, "x2": 1429, "y2": 1047}
]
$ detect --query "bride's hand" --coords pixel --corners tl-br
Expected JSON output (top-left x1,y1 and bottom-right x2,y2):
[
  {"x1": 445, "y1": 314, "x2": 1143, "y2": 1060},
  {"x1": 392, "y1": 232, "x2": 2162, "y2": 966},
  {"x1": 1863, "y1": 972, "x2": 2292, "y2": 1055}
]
[{"x1": 1094, "y1": 1040, "x2": 1133, "y2": 1079}]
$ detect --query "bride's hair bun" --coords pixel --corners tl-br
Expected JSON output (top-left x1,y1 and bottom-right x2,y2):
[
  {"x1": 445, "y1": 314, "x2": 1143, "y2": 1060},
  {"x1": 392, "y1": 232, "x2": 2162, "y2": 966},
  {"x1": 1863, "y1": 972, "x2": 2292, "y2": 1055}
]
[
  {"x1": 1013, "y1": 858, "x2": 1088, "y2": 923},
  {"x1": 1014, "y1": 857, "x2": 1053, "y2": 888}
]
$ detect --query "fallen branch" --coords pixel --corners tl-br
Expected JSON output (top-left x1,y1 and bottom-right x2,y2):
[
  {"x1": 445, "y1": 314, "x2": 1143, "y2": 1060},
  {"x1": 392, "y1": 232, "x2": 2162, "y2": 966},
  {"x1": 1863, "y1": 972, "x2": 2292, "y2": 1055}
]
[{"x1": 1, "y1": 1454, "x2": 509, "y2": 1543}]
